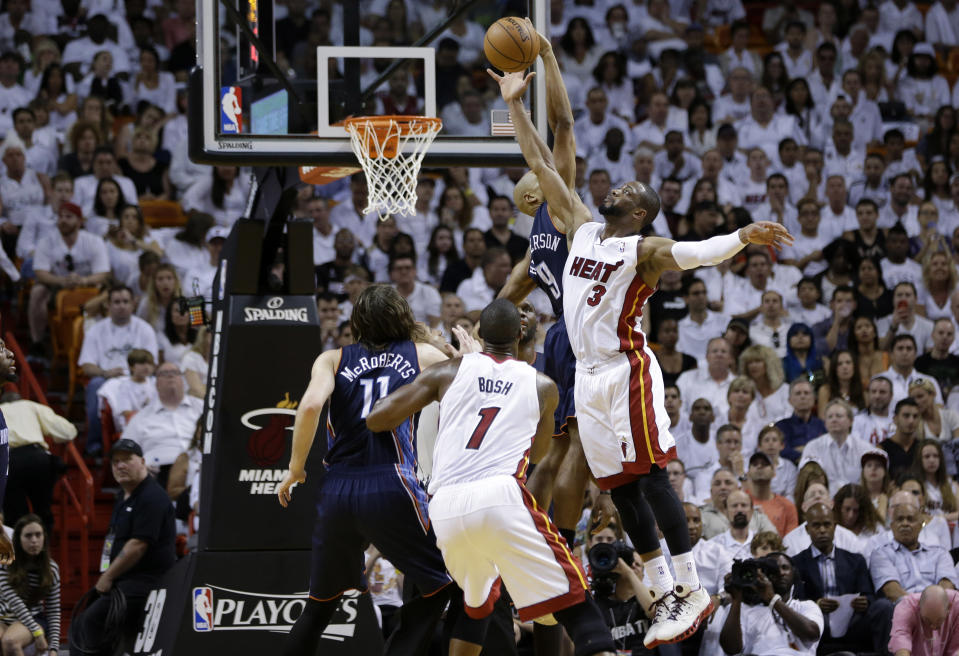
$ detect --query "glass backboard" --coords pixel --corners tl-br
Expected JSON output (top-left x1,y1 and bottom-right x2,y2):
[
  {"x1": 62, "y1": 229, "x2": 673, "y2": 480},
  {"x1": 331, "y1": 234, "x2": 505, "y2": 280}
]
[{"x1": 190, "y1": 0, "x2": 549, "y2": 168}]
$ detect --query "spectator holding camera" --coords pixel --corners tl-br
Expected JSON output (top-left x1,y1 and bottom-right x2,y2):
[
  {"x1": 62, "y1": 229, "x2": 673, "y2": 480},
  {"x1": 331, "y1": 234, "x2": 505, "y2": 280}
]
[
  {"x1": 719, "y1": 553, "x2": 823, "y2": 656},
  {"x1": 792, "y1": 503, "x2": 894, "y2": 654},
  {"x1": 584, "y1": 518, "x2": 655, "y2": 654}
]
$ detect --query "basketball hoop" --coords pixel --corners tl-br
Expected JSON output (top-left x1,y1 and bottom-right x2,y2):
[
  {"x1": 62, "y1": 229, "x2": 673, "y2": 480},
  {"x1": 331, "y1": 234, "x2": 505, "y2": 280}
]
[{"x1": 343, "y1": 115, "x2": 443, "y2": 219}]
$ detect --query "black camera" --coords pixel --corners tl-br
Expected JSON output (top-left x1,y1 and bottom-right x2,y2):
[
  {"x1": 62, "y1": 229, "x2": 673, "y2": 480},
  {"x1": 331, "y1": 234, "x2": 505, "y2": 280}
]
[
  {"x1": 588, "y1": 540, "x2": 634, "y2": 575},
  {"x1": 587, "y1": 541, "x2": 634, "y2": 599},
  {"x1": 724, "y1": 558, "x2": 778, "y2": 606}
]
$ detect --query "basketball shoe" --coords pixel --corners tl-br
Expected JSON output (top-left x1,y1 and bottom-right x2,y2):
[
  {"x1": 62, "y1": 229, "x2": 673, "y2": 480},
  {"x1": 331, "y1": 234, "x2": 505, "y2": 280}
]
[{"x1": 643, "y1": 583, "x2": 713, "y2": 648}]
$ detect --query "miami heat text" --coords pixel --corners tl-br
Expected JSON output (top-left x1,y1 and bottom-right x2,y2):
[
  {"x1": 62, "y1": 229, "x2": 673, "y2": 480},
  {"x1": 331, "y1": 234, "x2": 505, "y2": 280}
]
[
  {"x1": 568, "y1": 257, "x2": 624, "y2": 282},
  {"x1": 568, "y1": 257, "x2": 625, "y2": 306}
]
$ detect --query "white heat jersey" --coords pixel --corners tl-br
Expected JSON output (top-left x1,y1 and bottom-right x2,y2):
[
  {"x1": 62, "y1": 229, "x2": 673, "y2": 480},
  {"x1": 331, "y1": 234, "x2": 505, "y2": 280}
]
[
  {"x1": 562, "y1": 222, "x2": 655, "y2": 365},
  {"x1": 429, "y1": 353, "x2": 540, "y2": 495}
]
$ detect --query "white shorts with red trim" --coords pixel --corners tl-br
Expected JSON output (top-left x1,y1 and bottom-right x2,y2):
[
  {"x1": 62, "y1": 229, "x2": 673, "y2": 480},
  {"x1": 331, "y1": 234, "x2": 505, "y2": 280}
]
[
  {"x1": 428, "y1": 475, "x2": 588, "y2": 622},
  {"x1": 574, "y1": 350, "x2": 677, "y2": 489}
]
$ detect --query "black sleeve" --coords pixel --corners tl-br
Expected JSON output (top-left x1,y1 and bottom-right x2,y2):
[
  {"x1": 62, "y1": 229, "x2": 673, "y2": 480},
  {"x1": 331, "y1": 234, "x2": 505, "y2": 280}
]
[
  {"x1": 439, "y1": 263, "x2": 465, "y2": 294},
  {"x1": 791, "y1": 554, "x2": 815, "y2": 600}
]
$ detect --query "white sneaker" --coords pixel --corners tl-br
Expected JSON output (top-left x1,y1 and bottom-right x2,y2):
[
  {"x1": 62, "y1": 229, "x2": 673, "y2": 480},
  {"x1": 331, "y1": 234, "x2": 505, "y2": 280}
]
[
  {"x1": 643, "y1": 583, "x2": 712, "y2": 648},
  {"x1": 642, "y1": 587, "x2": 676, "y2": 649}
]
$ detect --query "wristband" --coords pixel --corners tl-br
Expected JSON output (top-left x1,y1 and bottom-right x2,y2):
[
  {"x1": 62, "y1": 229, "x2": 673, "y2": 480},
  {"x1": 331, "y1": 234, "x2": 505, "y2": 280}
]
[
  {"x1": 599, "y1": 490, "x2": 611, "y2": 496},
  {"x1": 768, "y1": 593, "x2": 781, "y2": 610},
  {"x1": 31, "y1": 628, "x2": 43, "y2": 638}
]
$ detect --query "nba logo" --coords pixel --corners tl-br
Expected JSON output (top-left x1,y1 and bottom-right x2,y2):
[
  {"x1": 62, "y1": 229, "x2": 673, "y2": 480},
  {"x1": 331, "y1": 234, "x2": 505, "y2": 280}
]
[
  {"x1": 220, "y1": 86, "x2": 243, "y2": 134},
  {"x1": 193, "y1": 587, "x2": 214, "y2": 632}
]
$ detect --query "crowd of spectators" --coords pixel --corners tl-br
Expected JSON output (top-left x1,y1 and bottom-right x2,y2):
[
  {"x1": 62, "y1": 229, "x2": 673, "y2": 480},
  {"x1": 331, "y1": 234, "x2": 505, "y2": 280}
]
[{"x1": 6, "y1": 0, "x2": 959, "y2": 653}]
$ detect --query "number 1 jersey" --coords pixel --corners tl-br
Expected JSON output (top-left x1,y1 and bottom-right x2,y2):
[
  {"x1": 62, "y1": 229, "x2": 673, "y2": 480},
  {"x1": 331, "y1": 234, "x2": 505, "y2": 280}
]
[
  {"x1": 326, "y1": 340, "x2": 420, "y2": 468},
  {"x1": 429, "y1": 353, "x2": 540, "y2": 495}
]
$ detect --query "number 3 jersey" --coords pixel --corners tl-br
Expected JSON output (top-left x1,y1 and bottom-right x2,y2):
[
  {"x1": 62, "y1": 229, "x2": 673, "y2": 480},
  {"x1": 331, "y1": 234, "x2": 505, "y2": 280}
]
[
  {"x1": 429, "y1": 353, "x2": 540, "y2": 495},
  {"x1": 563, "y1": 222, "x2": 654, "y2": 365},
  {"x1": 326, "y1": 340, "x2": 420, "y2": 468}
]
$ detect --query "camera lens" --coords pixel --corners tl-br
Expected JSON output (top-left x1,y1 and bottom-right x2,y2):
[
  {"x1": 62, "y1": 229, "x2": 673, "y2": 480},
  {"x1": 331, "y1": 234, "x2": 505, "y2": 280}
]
[{"x1": 587, "y1": 542, "x2": 618, "y2": 574}]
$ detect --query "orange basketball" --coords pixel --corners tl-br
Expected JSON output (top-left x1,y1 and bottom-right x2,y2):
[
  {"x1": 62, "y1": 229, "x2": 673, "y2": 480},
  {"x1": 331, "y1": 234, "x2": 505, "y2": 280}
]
[{"x1": 484, "y1": 17, "x2": 540, "y2": 73}]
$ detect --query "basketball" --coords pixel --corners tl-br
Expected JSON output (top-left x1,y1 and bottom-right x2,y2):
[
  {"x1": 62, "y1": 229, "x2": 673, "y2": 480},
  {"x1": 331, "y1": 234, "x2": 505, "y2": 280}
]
[{"x1": 484, "y1": 17, "x2": 540, "y2": 72}]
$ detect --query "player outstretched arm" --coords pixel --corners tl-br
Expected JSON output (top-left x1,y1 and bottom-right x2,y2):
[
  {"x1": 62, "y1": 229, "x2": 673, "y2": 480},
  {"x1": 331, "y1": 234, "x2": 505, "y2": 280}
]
[
  {"x1": 366, "y1": 359, "x2": 461, "y2": 431},
  {"x1": 529, "y1": 20, "x2": 576, "y2": 189},
  {"x1": 488, "y1": 70, "x2": 592, "y2": 242},
  {"x1": 635, "y1": 221, "x2": 794, "y2": 289},
  {"x1": 276, "y1": 349, "x2": 340, "y2": 507},
  {"x1": 530, "y1": 373, "x2": 560, "y2": 464},
  {"x1": 497, "y1": 249, "x2": 538, "y2": 305}
]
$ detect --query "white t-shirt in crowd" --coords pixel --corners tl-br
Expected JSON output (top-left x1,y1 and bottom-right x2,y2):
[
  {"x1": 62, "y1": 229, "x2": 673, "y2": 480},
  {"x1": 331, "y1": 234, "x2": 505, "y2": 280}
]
[
  {"x1": 123, "y1": 395, "x2": 204, "y2": 469},
  {"x1": 33, "y1": 230, "x2": 110, "y2": 278},
  {"x1": 398, "y1": 282, "x2": 441, "y2": 326},
  {"x1": 78, "y1": 316, "x2": 159, "y2": 372},
  {"x1": 73, "y1": 174, "x2": 139, "y2": 218}
]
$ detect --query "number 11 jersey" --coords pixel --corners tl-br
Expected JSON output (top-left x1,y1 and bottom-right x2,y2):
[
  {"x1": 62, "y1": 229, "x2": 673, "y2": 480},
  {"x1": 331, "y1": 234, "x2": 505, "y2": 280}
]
[{"x1": 326, "y1": 340, "x2": 420, "y2": 468}]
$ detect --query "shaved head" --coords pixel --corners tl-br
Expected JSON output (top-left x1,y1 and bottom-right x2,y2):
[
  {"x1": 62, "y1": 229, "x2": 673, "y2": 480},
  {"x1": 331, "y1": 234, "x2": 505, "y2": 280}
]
[
  {"x1": 513, "y1": 171, "x2": 543, "y2": 216},
  {"x1": 478, "y1": 299, "x2": 521, "y2": 346},
  {"x1": 598, "y1": 180, "x2": 662, "y2": 228},
  {"x1": 920, "y1": 585, "x2": 951, "y2": 631},
  {"x1": 805, "y1": 503, "x2": 831, "y2": 522},
  {"x1": 635, "y1": 181, "x2": 661, "y2": 224},
  {"x1": 889, "y1": 490, "x2": 920, "y2": 513}
]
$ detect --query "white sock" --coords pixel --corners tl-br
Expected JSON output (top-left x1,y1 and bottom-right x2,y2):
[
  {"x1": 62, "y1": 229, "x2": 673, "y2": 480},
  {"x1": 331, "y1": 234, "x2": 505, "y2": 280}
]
[
  {"x1": 644, "y1": 555, "x2": 674, "y2": 593},
  {"x1": 671, "y1": 551, "x2": 701, "y2": 588}
]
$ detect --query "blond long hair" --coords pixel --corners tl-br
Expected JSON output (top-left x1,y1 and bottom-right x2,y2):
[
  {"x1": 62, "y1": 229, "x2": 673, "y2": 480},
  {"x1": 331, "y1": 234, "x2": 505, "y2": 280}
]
[
  {"x1": 921, "y1": 250, "x2": 958, "y2": 295},
  {"x1": 739, "y1": 344, "x2": 785, "y2": 390}
]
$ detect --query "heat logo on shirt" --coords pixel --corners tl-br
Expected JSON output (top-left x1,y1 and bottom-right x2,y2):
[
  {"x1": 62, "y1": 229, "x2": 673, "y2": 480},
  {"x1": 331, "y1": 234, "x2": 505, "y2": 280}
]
[
  {"x1": 568, "y1": 257, "x2": 624, "y2": 282},
  {"x1": 569, "y1": 257, "x2": 625, "y2": 306}
]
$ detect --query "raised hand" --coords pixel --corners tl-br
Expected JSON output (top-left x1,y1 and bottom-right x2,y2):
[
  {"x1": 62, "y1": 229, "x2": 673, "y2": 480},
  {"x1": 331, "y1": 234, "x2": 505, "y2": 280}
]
[
  {"x1": 740, "y1": 221, "x2": 794, "y2": 250},
  {"x1": 525, "y1": 17, "x2": 551, "y2": 56},
  {"x1": 487, "y1": 69, "x2": 536, "y2": 103},
  {"x1": 451, "y1": 325, "x2": 482, "y2": 355}
]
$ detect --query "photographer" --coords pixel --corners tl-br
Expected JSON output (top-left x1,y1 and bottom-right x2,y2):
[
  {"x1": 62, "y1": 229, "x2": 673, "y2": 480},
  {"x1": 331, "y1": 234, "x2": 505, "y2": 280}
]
[
  {"x1": 719, "y1": 553, "x2": 823, "y2": 655},
  {"x1": 586, "y1": 519, "x2": 667, "y2": 655}
]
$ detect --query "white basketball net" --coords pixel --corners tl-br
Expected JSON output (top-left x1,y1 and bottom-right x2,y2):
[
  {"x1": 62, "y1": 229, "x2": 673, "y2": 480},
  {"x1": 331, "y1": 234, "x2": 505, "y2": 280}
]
[{"x1": 344, "y1": 116, "x2": 443, "y2": 220}]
